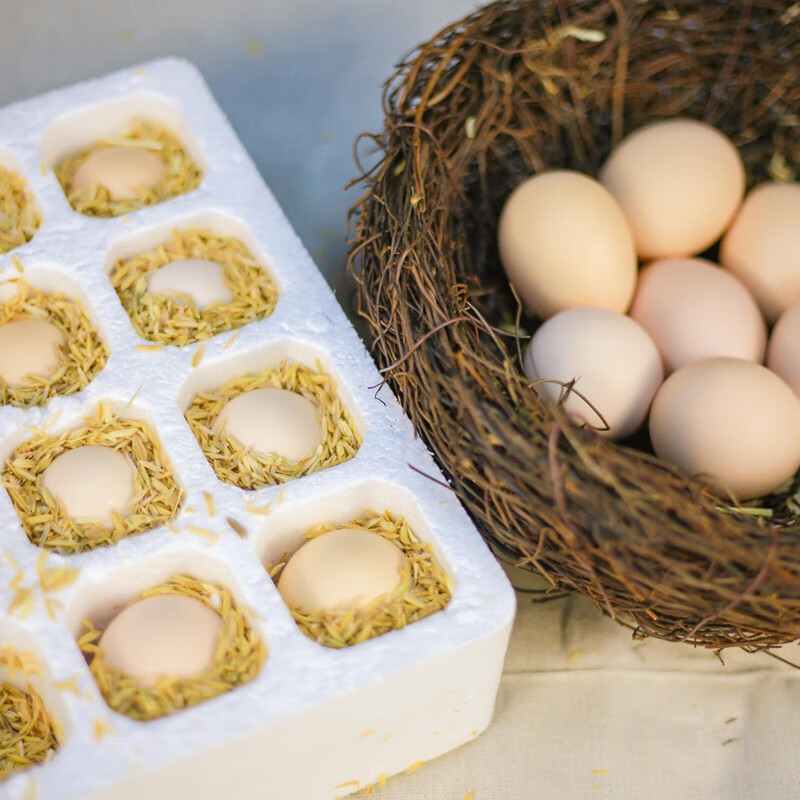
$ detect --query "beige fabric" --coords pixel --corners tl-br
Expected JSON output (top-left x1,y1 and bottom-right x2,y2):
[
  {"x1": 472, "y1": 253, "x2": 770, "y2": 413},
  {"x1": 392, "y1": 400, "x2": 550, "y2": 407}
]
[{"x1": 356, "y1": 567, "x2": 800, "y2": 799}]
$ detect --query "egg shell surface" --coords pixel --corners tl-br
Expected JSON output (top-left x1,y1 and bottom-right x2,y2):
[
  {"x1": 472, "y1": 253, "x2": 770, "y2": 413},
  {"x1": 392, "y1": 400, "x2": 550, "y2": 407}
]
[
  {"x1": 649, "y1": 357, "x2": 800, "y2": 500},
  {"x1": 767, "y1": 302, "x2": 800, "y2": 398},
  {"x1": 497, "y1": 170, "x2": 637, "y2": 319},
  {"x1": 630, "y1": 257, "x2": 766, "y2": 374},
  {"x1": 277, "y1": 527, "x2": 408, "y2": 613},
  {"x1": 600, "y1": 118, "x2": 745, "y2": 259},
  {"x1": 523, "y1": 307, "x2": 663, "y2": 439},
  {"x1": 720, "y1": 181, "x2": 800, "y2": 323}
]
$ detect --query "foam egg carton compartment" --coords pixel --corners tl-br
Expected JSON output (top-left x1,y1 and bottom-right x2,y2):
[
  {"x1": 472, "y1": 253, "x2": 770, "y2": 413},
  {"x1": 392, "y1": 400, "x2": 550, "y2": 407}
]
[{"x1": 0, "y1": 59, "x2": 515, "y2": 800}]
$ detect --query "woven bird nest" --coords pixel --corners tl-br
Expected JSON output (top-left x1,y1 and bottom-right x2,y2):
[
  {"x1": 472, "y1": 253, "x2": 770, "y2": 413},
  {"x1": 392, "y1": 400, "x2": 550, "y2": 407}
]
[{"x1": 349, "y1": 0, "x2": 800, "y2": 650}]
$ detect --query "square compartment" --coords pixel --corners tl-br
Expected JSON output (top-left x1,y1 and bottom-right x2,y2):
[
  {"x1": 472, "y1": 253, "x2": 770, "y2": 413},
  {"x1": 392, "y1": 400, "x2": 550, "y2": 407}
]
[
  {"x1": 41, "y1": 93, "x2": 204, "y2": 217},
  {"x1": 104, "y1": 210, "x2": 279, "y2": 346},
  {"x1": 180, "y1": 341, "x2": 363, "y2": 490}
]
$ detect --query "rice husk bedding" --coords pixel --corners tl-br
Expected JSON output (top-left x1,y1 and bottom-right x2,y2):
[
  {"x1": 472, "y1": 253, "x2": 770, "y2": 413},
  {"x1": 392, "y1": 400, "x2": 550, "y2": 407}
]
[
  {"x1": 0, "y1": 279, "x2": 109, "y2": 408},
  {"x1": 268, "y1": 511, "x2": 452, "y2": 648},
  {"x1": 0, "y1": 167, "x2": 41, "y2": 254},
  {"x1": 348, "y1": 0, "x2": 800, "y2": 649},
  {"x1": 110, "y1": 227, "x2": 278, "y2": 347},
  {"x1": 54, "y1": 118, "x2": 202, "y2": 217},
  {"x1": 78, "y1": 575, "x2": 266, "y2": 721},
  {"x1": 186, "y1": 361, "x2": 361, "y2": 490},
  {"x1": 3, "y1": 402, "x2": 184, "y2": 554},
  {"x1": 0, "y1": 650, "x2": 60, "y2": 781}
]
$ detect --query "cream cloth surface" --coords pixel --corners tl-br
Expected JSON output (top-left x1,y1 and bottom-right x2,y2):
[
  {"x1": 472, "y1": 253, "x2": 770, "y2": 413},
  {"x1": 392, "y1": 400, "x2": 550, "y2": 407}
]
[{"x1": 355, "y1": 567, "x2": 800, "y2": 800}]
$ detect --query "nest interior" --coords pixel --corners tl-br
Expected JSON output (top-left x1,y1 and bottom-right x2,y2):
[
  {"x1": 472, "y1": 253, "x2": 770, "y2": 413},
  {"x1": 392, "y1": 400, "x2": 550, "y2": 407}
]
[{"x1": 349, "y1": 0, "x2": 800, "y2": 649}]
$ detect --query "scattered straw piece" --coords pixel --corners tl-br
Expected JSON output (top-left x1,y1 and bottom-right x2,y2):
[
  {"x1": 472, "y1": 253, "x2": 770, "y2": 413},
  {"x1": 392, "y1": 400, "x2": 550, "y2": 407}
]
[
  {"x1": 11, "y1": 256, "x2": 24, "y2": 274},
  {"x1": 53, "y1": 676, "x2": 81, "y2": 696},
  {"x1": 54, "y1": 118, "x2": 202, "y2": 217},
  {"x1": 110, "y1": 227, "x2": 278, "y2": 347},
  {"x1": 203, "y1": 491, "x2": 216, "y2": 518},
  {"x1": 405, "y1": 761, "x2": 424, "y2": 774},
  {"x1": 80, "y1": 575, "x2": 266, "y2": 721},
  {"x1": 185, "y1": 525, "x2": 218, "y2": 543},
  {"x1": 3, "y1": 402, "x2": 183, "y2": 553},
  {"x1": 186, "y1": 361, "x2": 361, "y2": 490},
  {"x1": 268, "y1": 511, "x2": 452, "y2": 649},
  {"x1": 223, "y1": 330, "x2": 239, "y2": 350},
  {"x1": 36, "y1": 552, "x2": 81, "y2": 594},
  {"x1": 0, "y1": 167, "x2": 40, "y2": 254},
  {"x1": 464, "y1": 792, "x2": 475, "y2": 800},
  {"x1": 92, "y1": 718, "x2": 113, "y2": 742},
  {"x1": 0, "y1": 680, "x2": 59, "y2": 780},
  {"x1": 135, "y1": 344, "x2": 165, "y2": 352},
  {"x1": 191, "y1": 345, "x2": 205, "y2": 368},
  {"x1": 226, "y1": 517, "x2": 247, "y2": 538},
  {"x1": 0, "y1": 649, "x2": 42, "y2": 680},
  {"x1": 0, "y1": 280, "x2": 109, "y2": 408}
]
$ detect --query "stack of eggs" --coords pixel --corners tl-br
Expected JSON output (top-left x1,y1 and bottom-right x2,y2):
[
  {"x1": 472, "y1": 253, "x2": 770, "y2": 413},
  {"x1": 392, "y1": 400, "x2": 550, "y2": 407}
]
[{"x1": 499, "y1": 119, "x2": 800, "y2": 502}]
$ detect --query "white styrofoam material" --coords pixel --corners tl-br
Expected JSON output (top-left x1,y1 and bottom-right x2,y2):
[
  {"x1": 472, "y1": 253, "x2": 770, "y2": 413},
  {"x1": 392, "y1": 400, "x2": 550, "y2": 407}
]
[{"x1": 0, "y1": 59, "x2": 515, "y2": 800}]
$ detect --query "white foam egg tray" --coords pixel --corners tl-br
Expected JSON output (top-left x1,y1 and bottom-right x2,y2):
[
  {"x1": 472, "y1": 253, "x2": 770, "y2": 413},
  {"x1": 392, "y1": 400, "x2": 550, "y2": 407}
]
[{"x1": 0, "y1": 59, "x2": 515, "y2": 800}]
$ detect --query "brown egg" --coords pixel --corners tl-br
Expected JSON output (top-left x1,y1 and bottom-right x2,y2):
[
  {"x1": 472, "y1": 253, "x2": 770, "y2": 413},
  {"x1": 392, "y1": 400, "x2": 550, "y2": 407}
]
[
  {"x1": 720, "y1": 182, "x2": 800, "y2": 323},
  {"x1": 600, "y1": 119, "x2": 745, "y2": 259},
  {"x1": 216, "y1": 387, "x2": 323, "y2": 462},
  {"x1": 99, "y1": 594, "x2": 223, "y2": 686},
  {"x1": 43, "y1": 445, "x2": 136, "y2": 525},
  {"x1": 277, "y1": 527, "x2": 407, "y2": 613},
  {"x1": 767, "y1": 303, "x2": 800, "y2": 398},
  {"x1": 523, "y1": 307, "x2": 663, "y2": 439},
  {"x1": 0, "y1": 318, "x2": 64, "y2": 386},
  {"x1": 147, "y1": 258, "x2": 233, "y2": 309},
  {"x1": 630, "y1": 258, "x2": 766, "y2": 374},
  {"x1": 649, "y1": 358, "x2": 800, "y2": 500},
  {"x1": 497, "y1": 171, "x2": 637, "y2": 319},
  {"x1": 71, "y1": 146, "x2": 166, "y2": 200}
]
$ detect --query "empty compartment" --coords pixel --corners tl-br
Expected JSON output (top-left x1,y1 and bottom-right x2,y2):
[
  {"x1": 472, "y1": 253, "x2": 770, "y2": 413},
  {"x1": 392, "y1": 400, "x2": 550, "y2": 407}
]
[
  {"x1": 256, "y1": 479, "x2": 453, "y2": 649},
  {"x1": 66, "y1": 549, "x2": 266, "y2": 721},
  {"x1": 41, "y1": 93, "x2": 204, "y2": 217},
  {"x1": 0, "y1": 268, "x2": 109, "y2": 408},
  {"x1": 0, "y1": 621, "x2": 70, "y2": 781},
  {"x1": 0, "y1": 149, "x2": 41, "y2": 254},
  {"x1": 180, "y1": 341, "x2": 363, "y2": 490},
  {"x1": 105, "y1": 210, "x2": 279, "y2": 346},
  {"x1": 1, "y1": 400, "x2": 183, "y2": 554}
]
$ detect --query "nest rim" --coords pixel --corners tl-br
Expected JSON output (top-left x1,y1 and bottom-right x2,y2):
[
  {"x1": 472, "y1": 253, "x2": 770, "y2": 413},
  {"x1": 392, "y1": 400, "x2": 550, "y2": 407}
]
[{"x1": 348, "y1": 0, "x2": 800, "y2": 650}]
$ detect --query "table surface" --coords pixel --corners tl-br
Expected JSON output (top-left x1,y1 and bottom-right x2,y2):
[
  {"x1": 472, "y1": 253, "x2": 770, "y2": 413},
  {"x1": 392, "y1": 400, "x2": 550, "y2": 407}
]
[{"x1": 3, "y1": 4, "x2": 799, "y2": 798}]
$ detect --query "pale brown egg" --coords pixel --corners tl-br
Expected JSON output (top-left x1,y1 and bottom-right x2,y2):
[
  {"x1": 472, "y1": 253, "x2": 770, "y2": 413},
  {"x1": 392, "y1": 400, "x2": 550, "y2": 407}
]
[
  {"x1": 43, "y1": 445, "x2": 136, "y2": 525},
  {"x1": 630, "y1": 258, "x2": 766, "y2": 374},
  {"x1": 649, "y1": 358, "x2": 800, "y2": 500},
  {"x1": 99, "y1": 594, "x2": 223, "y2": 686},
  {"x1": 0, "y1": 319, "x2": 64, "y2": 387},
  {"x1": 523, "y1": 307, "x2": 663, "y2": 439},
  {"x1": 767, "y1": 303, "x2": 800, "y2": 398},
  {"x1": 720, "y1": 182, "x2": 800, "y2": 323},
  {"x1": 71, "y1": 146, "x2": 166, "y2": 200},
  {"x1": 147, "y1": 258, "x2": 233, "y2": 309},
  {"x1": 216, "y1": 387, "x2": 323, "y2": 462},
  {"x1": 497, "y1": 171, "x2": 637, "y2": 319},
  {"x1": 600, "y1": 119, "x2": 745, "y2": 259},
  {"x1": 277, "y1": 527, "x2": 407, "y2": 613}
]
